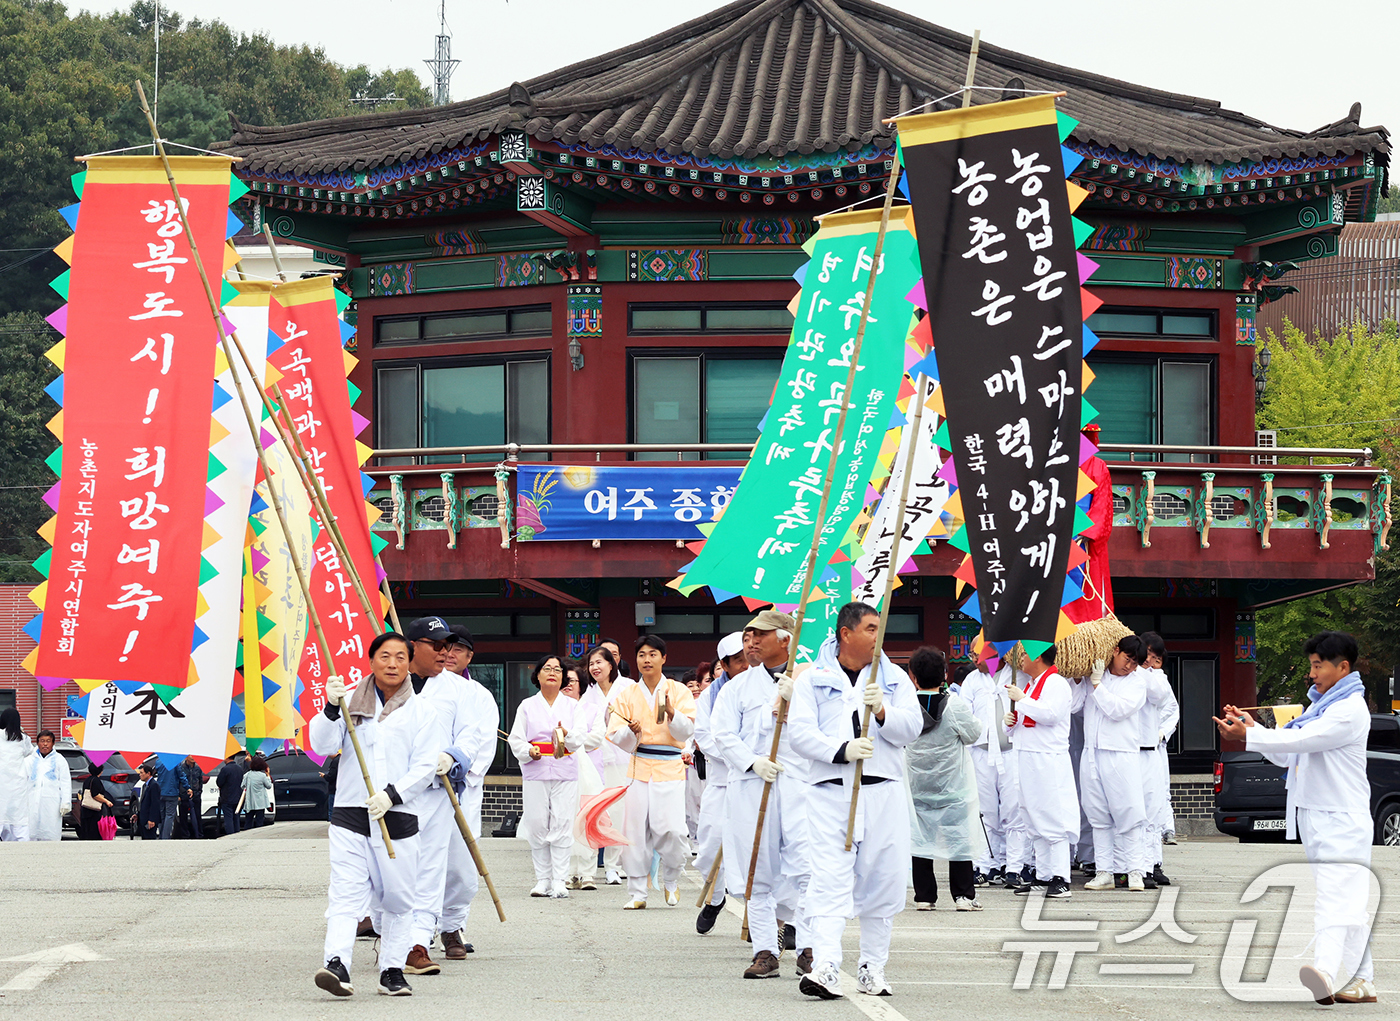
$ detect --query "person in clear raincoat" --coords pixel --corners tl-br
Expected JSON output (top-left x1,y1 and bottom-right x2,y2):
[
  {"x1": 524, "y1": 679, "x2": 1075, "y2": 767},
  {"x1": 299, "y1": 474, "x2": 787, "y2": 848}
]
[{"x1": 905, "y1": 648, "x2": 987, "y2": 910}]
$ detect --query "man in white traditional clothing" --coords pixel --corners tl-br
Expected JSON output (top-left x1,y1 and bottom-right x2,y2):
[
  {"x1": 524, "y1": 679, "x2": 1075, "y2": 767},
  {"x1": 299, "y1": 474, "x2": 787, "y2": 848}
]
[
  {"x1": 961, "y1": 655, "x2": 1011, "y2": 886},
  {"x1": 692, "y1": 631, "x2": 747, "y2": 934},
  {"x1": 714, "y1": 610, "x2": 813, "y2": 979},
  {"x1": 789, "y1": 602, "x2": 921, "y2": 1000},
  {"x1": 1216, "y1": 631, "x2": 1377, "y2": 1005},
  {"x1": 1137, "y1": 631, "x2": 1178, "y2": 887},
  {"x1": 1077, "y1": 635, "x2": 1149, "y2": 892},
  {"x1": 312, "y1": 631, "x2": 443, "y2": 998},
  {"x1": 27, "y1": 730, "x2": 70, "y2": 842},
  {"x1": 1004, "y1": 646, "x2": 1077, "y2": 898}
]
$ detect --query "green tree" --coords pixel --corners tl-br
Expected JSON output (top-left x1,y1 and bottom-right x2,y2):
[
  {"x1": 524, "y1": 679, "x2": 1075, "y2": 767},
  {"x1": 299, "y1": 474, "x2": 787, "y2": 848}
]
[
  {"x1": 0, "y1": 312, "x2": 61, "y2": 584},
  {"x1": 1253, "y1": 318, "x2": 1400, "y2": 708}
]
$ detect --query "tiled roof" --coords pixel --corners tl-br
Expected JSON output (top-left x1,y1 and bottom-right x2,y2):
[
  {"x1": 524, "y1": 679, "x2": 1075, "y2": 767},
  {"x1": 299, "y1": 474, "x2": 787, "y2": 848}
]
[{"x1": 225, "y1": 0, "x2": 1388, "y2": 176}]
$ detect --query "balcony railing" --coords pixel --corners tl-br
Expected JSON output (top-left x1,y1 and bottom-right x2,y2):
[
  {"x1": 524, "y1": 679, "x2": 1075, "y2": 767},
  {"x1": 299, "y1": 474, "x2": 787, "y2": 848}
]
[{"x1": 364, "y1": 443, "x2": 1391, "y2": 557}]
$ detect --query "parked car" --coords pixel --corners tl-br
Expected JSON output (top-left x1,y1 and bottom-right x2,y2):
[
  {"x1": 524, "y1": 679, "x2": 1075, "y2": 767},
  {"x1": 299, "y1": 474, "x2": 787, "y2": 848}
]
[
  {"x1": 265, "y1": 749, "x2": 330, "y2": 820},
  {"x1": 199, "y1": 754, "x2": 278, "y2": 837},
  {"x1": 1214, "y1": 712, "x2": 1400, "y2": 845},
  {"x1": 64, "y1": 751, "x2": 139, "y2": 833}
]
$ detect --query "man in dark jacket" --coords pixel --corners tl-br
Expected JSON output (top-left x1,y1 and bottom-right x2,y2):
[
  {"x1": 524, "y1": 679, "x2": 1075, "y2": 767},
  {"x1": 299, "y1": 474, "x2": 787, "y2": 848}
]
[
  {"x1": 178, "y1": 756, "x2": 204, "y2": 839},
  {"x1": 137, "y1": 765, "x2": 163, "y2": 839},
  {"x1": 154, "y1": 760, "x2": 181, "y2": 839},
  {"x1": 216, "y1": 754, "x2": 244, "y2": 836}
]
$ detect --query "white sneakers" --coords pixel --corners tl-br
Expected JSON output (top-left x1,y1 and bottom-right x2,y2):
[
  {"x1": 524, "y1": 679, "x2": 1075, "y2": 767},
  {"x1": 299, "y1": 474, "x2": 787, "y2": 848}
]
[
  {"x1": 622, "y1": 899, "x2": 647, "y2": 910},
  {"x1": 953, "y1": 897, "x2": 983, "y2": 911},
  {"x1": 799, "y1": 962, "x2": 843, "y2": 999},
  {"x1": 1085, "y1": 872, "x2": 1115, "y2": 891},
  {"x1": 1127, "y1": 871, "x2": 1146, "y2": 892},
  {"x1": 1335, "y1": 977, "x2": 1378, "y2": 1003},
  {"x1": 856, "y1": 962, "x2": 893, "y2": 996},
  {"x1": 549, "y1": 880, "x2": 569, "y2": 899},
  {"x1": 604, "y1": 869, "x2": 622, "y2": 885},
  {"x1": 529, "y1": 881, "x2": 549, "y2": 897},
  {"x1": 1300, "y1": 965, "x2": 1336, "y2": 1005},
  {"x1": 664, "y1": 887, "x2": 680, "y2": 907},
  {"x1": 915, "y1": 901, "x2": 936, "y2": 911}
]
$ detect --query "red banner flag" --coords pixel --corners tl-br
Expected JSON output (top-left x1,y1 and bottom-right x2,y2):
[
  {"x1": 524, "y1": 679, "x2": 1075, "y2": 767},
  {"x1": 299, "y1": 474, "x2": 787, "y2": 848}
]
[
  {"x1": 267, "y1": 277, "x2": 384, "y2": 732},
  {"x1": 36, "y1": 157, "x2": 232, "y2": 688}
]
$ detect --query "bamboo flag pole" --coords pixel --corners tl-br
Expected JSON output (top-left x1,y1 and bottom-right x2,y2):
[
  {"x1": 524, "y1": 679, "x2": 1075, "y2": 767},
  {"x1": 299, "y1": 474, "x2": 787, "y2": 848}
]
[
  {"x1": 696, "y1": 847, "x2": 723, "y2": 909},
  {"x1": 266, "y1": 383, "x2": 509, "y2": 924},
  {"x1": 739, "y1": 150, "x2": 906, "y2": 939},
  {"x1": 845, "y1": 32, "x2": 981, "y2": 850},
  {"x1": 132, "y1": 80, "x2": 394, "y2": 859}
]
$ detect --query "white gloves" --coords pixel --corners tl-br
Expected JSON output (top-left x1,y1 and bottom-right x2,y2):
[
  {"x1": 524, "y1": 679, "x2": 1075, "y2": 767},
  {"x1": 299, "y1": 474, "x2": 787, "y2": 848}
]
[
  {"x1": 326, "y1": 675, "x2": 348, "y2": 704},
  {"x1": 365, "y1": 790, "x2": 392, "y2": 820},
  {"x1": 1089, "y1": 660, "x2": 1106, "y2": 688},
  {"x1": 1003, "y1": 711, "x2": 1017, "y2": 727},
  {"x1": 436, "y1": 752, "x2": 455, "y2": 776},
  {"x1": 842, "y1": 737, "x2": 875, "y2": 762},
  {"x1": 862, "y1": 681, "x2": 883, "y2": 714},
  {"x1": 751, "y1": 756, "x2": 784, "y2": 783},
  {"x1": 776, "y1": 672, "x2": 795, "y2": 702},
  {"x1": 1006, "y1": 683, "x2": 1026, "y2": 702},
  {"x1": 1158, "y1": 731, "x2": 1167, "y2": 746}
]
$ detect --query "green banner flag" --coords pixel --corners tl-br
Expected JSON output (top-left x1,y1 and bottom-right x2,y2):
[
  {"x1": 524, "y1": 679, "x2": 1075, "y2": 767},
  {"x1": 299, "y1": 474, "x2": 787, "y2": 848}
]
[{"x1": 682, "y1": 207, "x2": 921, "y2": 604}]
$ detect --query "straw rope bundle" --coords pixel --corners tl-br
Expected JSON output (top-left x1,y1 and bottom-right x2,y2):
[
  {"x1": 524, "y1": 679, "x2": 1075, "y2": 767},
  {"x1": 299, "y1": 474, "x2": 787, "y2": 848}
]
[{"x1": 1054, "y1": 615, "x2": 1133, "y2": 679}]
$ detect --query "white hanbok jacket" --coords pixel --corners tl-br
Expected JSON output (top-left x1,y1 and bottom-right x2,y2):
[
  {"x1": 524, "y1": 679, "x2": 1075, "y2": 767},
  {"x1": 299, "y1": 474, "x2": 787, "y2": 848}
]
[
  {"x1": 28, "y1": 749, "x2": 71, "y2": 841},
  {"x1": 309, "y1": 689, "x2": 442, "y2": 818}
]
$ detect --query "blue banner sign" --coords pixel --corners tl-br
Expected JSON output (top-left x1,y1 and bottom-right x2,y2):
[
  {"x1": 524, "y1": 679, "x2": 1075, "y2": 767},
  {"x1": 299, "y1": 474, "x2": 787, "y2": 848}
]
[{"x1": 515, "y1": 464, "x2": 743, "y2": 541}]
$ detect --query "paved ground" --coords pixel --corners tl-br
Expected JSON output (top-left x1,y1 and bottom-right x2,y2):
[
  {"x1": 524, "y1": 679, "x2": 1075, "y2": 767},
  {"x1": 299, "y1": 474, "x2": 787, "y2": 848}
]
[{"x1": 0, "y1": 824, "x2": 1394, "y2": 1019}]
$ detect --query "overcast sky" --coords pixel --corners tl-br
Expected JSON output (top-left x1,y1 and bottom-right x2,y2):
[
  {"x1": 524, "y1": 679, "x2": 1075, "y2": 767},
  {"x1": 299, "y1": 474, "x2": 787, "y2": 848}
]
[{"x1": 92, "y1": 0, "x2": 1397, "y2": 140}]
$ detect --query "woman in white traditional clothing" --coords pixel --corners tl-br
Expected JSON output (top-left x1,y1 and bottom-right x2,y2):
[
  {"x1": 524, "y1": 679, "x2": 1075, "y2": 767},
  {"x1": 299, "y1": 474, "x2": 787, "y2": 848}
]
[
  {"x1": 0, "y1": 708, "x2": 34, "y2": 841},
  {"x1": 579, "y1": 645, "x2": 633, "y2": 884},
  {"x1": 562, "y1": 660, "x2": 605, "y2": 890},
  {"x1": 905, "y1": 647, "x2": 987, "y2": 910},
  {"x1": 509, "y1": 655, "x2": 602, "y2": 898},
  {"x1": 27, "y1": 729, "x2": 70, "y2": 841}
]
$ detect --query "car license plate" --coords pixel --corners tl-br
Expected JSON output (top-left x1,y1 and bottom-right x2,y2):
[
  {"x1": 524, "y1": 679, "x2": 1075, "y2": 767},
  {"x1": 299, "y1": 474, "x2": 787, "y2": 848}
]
[{"x1": 1253, "y1": 818, "x2": 1285, "y2": 831}]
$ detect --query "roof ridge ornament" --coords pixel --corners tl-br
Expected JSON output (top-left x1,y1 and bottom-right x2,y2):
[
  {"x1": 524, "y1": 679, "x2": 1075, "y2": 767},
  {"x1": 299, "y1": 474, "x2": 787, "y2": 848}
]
[{"x1": 509, "y1": 82, "x2": 535, "y2": 114}]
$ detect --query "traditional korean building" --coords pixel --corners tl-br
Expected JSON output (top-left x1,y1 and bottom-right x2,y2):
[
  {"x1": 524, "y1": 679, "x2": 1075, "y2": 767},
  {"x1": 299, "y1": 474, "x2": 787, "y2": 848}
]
[{"x1": 222, "y1": 0, "x2": 1390, "y2": 804}]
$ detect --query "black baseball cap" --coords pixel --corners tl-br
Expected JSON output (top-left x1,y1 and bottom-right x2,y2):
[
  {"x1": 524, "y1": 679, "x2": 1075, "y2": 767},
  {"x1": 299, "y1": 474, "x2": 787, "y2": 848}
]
[
  {"x1": 449, "y1": 624, "x2": 474, "y2": 650},
  {"x1": 405, "y1": 616, "x2": 457, "y2": 644}
]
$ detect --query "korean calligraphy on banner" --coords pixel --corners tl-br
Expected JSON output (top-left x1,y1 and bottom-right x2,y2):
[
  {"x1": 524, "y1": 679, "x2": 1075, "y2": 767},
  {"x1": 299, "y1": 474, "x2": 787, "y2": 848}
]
[
  {"x1": 680, "y1": 208, "x2": 922, "y2": 604},
  {"x1": 266, "y1": 276, "x2": 385, "y2": 735},
  {"x1": 34, "y1": 157, "x2": 233, "y2": 689},
  {"x1": 514, "y1": 464, "x2": 740, "y2": 541},
  {"x1": 899, "y1": 96, "x2": 1091, "y2": 645},
  {"x1": 853, "y1": 376, "x2": 951, "y2": 607}
]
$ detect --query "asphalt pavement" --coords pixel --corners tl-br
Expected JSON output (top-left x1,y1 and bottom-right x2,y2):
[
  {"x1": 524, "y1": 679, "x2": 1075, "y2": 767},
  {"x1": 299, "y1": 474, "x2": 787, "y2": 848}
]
[{"x1": 0, "y1": 823, "x2": 1394, "y2": 1019}]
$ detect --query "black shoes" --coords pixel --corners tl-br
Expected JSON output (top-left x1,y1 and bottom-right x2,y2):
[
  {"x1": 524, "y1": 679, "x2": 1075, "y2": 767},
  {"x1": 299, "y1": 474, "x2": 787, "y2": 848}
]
[
  {"x1": 1045, "y1": 877, "x2": 1072, "y2": 898},
  {"x1": 781, "y1": 923, "x2": 797, "y2": 951},
  {"x1": 1152, "y1": 863, "x2": 1171, "y2": 886},
  {"x1": 378, "y1": 967, "x2": 412, "y2": 996},
  {"x1": 314, "y1": 956, "x2": 354, "y2": 996},
  {"x1": 696, "y1": 897, "x2": 726, "y2": 935},
  {"x1": 1012, "y1": 877, "x2": 1049, "y2": 896}
]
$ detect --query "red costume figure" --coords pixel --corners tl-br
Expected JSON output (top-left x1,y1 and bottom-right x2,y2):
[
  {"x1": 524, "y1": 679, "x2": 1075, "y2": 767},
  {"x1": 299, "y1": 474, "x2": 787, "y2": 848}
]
[{"x1": 1065, "y1": 423, "x2": 1114, "y2": 623}]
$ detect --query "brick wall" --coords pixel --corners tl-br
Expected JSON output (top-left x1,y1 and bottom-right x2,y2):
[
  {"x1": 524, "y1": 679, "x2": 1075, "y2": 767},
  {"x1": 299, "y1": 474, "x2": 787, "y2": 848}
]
[
  {"x1": 0, "y1": 583, "x2": 83, "y2": 736},
  {"x1": 482, "y1": 775, "x2": 523, "y2": 831},
  {"x1": 1169, "y1": 776, "x2": 1215, "y2": 820}
]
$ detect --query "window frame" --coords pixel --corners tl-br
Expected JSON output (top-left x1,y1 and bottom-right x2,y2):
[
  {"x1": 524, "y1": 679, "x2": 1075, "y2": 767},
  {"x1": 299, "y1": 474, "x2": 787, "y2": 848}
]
[
  {"x1": 374, "y1": 352, "x2": 552, "y2": 459},
  {"x1": 1085, "y1": 353, "x2": 1217, "y2": 462},
  {"x1": 373, "y1": 303, "x2": 553, "y2": 346},
  {"x1": 1087, "y1": 306, "x2": 1217, "y2": 342},
  {"x1": 626, "y1": 347, "x2": 785, "y2": 460},
  {"x1": 627, "y1": 301, "x2": 796, "y2": 336}
]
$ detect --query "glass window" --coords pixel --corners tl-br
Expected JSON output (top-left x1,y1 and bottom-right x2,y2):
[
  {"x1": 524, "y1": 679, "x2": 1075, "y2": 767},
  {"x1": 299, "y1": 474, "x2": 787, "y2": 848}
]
[
  {"x1": 1088, "y1": 358, "x2": 1212, "y2": 462},
  {"x1": 510, "y1": 308, "x2": 553, "y2": 334},
  {"x1": 507, "y1": 361, "x2": 550, "y2": 447},
  {"x1": 377, "y1": 366, "x2": 419, "y2": 464},
  {"x1": 1177, "y1": 658, "x2": 1217, "y2": 751},
  {"x1": 1088, "y1": 362, "x2": 1156, "y2": 461},
  {"x1": 1087, "y1": 308, "x2": 1215, "y2": 340},
  {"x1": 655, "y1": 613, "x2": 717, "y2": 634},
  {"x1": 424, "y1": 312, "x2": 508, "y2": 338},
  {"x1": 704, "y1": 358, "x2": 782, "y2": 451},
  {"x1": 516, "y1": 614, "x2": 553, "y2": 635},
  {"x1": 1162, "y1": 314, "x2": 1212, "y2": 336},
  {"x1": 1161, "y1": 362, "x2": 1211, "y2": 459},
  {"x1": 423, "y1": 365, "x2": 505, "y2": 453},
  {"x1": 1088, "y1": 311, "x2": 1159, "y2": 335},
  {"x1": 377, "y1": 318, "x2": 420, "y2": 342},
  {"x1": 705, "y1": 307, "x2": 795, "y2": 332},
  {"x1": 633, "y1": 308, "x2": 704, "y2": 332},
  {"x1": 376, "y1": 305, "x2": 550, "y2": 344},
  {"x1": 717, "y1": 614, "x2": 752, "y2": 634},
  {"x1": 886, "y1": 612, "x2": 921, "y2": 636},
  {"x1": 635, "y1": 357, "x2": 701, "y2": 460}
]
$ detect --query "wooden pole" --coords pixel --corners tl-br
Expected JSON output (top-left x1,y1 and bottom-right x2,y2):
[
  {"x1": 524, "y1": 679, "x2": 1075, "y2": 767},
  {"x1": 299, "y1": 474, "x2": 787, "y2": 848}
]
[
  {"x1": 844, "y1": 34, "x2": 981, "y2": 850},
  {"x1": 696, "y1": 847, "x2": 724, "y2": 908},
  {"x1": 132, "y1": 80, "x2": 394, "y2": 859},
  {"x1": 443, "y1": 779, "x2": 508, "y2": 922},
  {"x1": 740, "y1": 148, "x2": 907, "y2": 936},
  {"x1": 262, "y1": 223, "x2": 288, "y2": 281}
]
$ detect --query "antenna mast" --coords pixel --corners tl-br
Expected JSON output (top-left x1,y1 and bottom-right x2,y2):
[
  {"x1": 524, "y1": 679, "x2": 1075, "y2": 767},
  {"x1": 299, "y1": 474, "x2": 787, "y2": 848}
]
[{"x1": 423, "y1": 0, "x2": 459, "y2": 105}]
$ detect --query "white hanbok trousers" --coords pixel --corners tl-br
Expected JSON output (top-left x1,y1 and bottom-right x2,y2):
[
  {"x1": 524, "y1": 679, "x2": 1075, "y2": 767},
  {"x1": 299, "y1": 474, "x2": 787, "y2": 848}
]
[
  {"x1": 620, "y1": 778, "x2": 688, "y2": 901},
  {"x1": 969, "y1": 746, "x2": 1006, "y2": 872},
  {"x1": 722, "y1": 776, "x2": 811, "y2": 954},
  {"x1": 1001, "y1": 749, "x2": 1032, "y2": 874},
  {"x1": 521, "y1": 778, "x2": 579, "y2": 884},
  {"x1": 440, "y1": 783, "x2": 482, "y2": 934},
  {"x1": 1080, "y1": 747, "x2": 1146, "y2": 875},
  {"x1": 804, "y1": 781, "x2": 908, "y2": 971},
  {"x1": 325, "y1": 823, "x2": 420, "y2": 971},
  {"x1": 1015, "y1": 749, "x2": 1079, "y2": 881},
  {"x1": 693, "y1": 781, "x2": 727, "y2": 907},
  {"x1": 1140, "y1": 747, "x2": 1169, "y2": 866},
  {"x1": 1299, "y1": 807, "x2": 1375, "y2": 985}
]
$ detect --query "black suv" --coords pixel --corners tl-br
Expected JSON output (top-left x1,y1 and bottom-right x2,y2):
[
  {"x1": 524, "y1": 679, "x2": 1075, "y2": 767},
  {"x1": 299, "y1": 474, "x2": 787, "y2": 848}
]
[
  {"x1": 265, "y1": 749, "x2": 331, "y2": 820},
  {"x1": 65, "y1": 751, "x2": 139, "y2": 833},
  {"x1": 1214, "y1": 712, "x2": 1400, "y2": 844}
]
